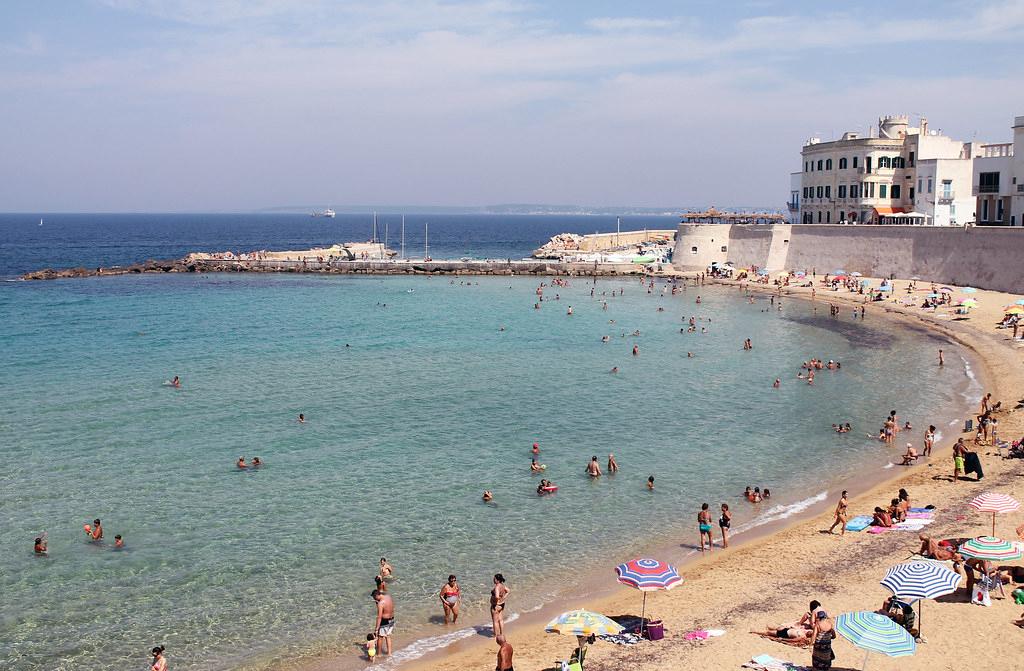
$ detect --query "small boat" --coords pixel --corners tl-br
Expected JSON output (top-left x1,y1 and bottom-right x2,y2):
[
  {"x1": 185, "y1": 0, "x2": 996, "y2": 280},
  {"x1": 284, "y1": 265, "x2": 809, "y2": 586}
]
[{"x1": 312, "y1": 208, "x2": 336, "y2": 218}]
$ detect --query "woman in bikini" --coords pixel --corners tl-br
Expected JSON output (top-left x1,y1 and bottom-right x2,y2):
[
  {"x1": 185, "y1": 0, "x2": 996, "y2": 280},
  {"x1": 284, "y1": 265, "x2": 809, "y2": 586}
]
[
  {"x1": 827, "y1": 490, "x2": 848, "y2": 535},
  {"x1": 150, "y1": 646, "x2": 167, "y2": 671},
  {"x1": 490, "y1": 573, "x2": 510, "y2": 638},
  {"x1": 439, "y1": 574, "x2": 461, "y2": 624},
  {"x1": 810, "y1": 611, "x2": 836, "y2": 670}
]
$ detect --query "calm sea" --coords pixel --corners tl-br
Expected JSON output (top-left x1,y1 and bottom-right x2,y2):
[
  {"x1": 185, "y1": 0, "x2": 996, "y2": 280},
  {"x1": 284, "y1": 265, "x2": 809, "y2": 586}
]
[{"x1": 0, "y1": 215, "x2": 976, "y2": 670}]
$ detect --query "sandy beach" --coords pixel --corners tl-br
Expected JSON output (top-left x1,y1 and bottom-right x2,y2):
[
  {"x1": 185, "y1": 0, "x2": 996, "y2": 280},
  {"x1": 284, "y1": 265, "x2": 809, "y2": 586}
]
[{"x1": 402, "y1": 274, "x2": 1024, "y2": 671}]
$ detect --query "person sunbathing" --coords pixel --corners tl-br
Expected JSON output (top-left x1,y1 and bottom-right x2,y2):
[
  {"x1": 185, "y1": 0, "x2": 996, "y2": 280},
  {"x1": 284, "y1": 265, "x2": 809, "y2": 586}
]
[
  {"x1": 758, "y1": 624, "x2": 812, "y2": 641},
  {"x1": 872, "y1": 507, "x2": 893, "y2": 527},
  {"x1": 889, "y1": 498, "x2": 906, "y2": 523},
  {"x1": 918, "y1": 535, "x2": 963, "y2": 562}
]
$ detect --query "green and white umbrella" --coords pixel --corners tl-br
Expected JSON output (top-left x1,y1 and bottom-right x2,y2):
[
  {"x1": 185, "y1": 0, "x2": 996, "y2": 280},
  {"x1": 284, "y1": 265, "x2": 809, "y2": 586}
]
[{"x1": 835, "y1": 611, "x2": 915, "y2": 669}]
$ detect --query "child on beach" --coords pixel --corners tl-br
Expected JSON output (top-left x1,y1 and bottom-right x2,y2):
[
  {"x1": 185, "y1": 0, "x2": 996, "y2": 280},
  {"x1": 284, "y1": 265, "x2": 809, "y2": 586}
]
[{"x1": 365, "y1": 633, "x2": 377, "y2": 661}]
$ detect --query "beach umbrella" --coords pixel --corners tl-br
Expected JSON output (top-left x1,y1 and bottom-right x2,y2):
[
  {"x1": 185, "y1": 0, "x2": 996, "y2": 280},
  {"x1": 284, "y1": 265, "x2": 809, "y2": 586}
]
[
  {"x1": 1004, "y1": 305, "x2": 1024, "y2": 315},
  {"x1": 928, "y1": 293, "x2": 940, "y2": 298},
  {"x1": 958, "y1": 536, "x2": 1023, "y2": 561},
  {"x1": 877, "y1": 285, "x2": 892, "y2": 292},
  {"x1": 880, "y1": 560, "x2": 960, "y2": 637},
  {"x1": 1016, "y1": 299, "x2": 1024, "y2": 305},
  {"x1": 860, "y1": 279, "x2": 871, "y2": 286},
  {"x1": 961, "y1": 287, "x2": 977, "y2": 293},
  {"x1": 851, "y1": 271, "x2": 863, "y2": 277},
  {"x1": 968, "y1": 493, "x2": 1021, "y2": 536},
  {"x1": 835, "y1": 611, "x2": 916, "y2": 669},
  {"x1": 545, "y1": 609, "x2": 624, "y2": 637},
  {"x1": 832, "y1": 269, "x2": 847, "y2": 276},
  {"x1": 794, "y1": 270, "x2": 806, "y2": 276},
  {"x1": 757, "y1": 269, "x2": 769, "y2": 276},
  {"x1": 958, "y1": 298, "x2": 978, "y2": 308},
  {"x1": 939, "y1": 287, "x2": 953, "y2": 293},
  {"x1": 615, "y1": 558, "x2": 683, "y2": 633}
]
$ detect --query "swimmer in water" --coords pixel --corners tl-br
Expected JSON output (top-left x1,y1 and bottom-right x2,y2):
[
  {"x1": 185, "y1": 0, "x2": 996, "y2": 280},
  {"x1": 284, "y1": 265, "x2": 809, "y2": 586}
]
[
  {"x1": 647, "y1": 476, "x2": 654, "y2": 490},
  {"x1": 567, "y1": 306, "x2": 573, "y2": 315},
  {"x1": 532, "y1": 442, "x2": 540, "y2": 455},
  {"x1": 687, "y1": 352, "x2": 694, "y2": 358},
  {"x1": 608, "y1": 453, "x2": 619, "y2": 473},
  {"x1": 379, "y1": 557, "x2": 393, "y2": 581},
  {"x1": 114, "y1": 534, "x2": 124, "y2": 548},
  {"x1": 34, "y1": 534, "x2": 47, "y2": 555},
  {"x1": 237, "y1": 457, "x2": 247, "y2": 469},
  {"x1": 88, "y1": 518, "x2": 103, "y2": 541},
  {"x1": 298, "y1": 413, "x2": 305, "y2": 423},
  {"x1": 171, "y1": 376, "x2": 180, "y2": 388},
  {"x1": 530, "y1": 459, "x2": 543, "y2": 472},
  {"x1": 585, "y1": 456, "x2": 602, "y2": 477},
  {"x1": 632, "y1": 344, "x2": 639, "y2": 356},
  {"x1": 482, "y1": 490, "x2": 494, "y2": 502},
  {"x1": 610, "y1": 366, "x2": 619, "y2": 374},
  {"x1": 252, "y1": 457, "x2": 262, "y2": 467},
  {"x1": 773, "y1": 378, "x2": 781, "y2": 388}
]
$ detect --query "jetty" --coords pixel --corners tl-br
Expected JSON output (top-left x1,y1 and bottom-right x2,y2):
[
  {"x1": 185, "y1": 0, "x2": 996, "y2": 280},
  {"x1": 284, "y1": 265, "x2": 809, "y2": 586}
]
[{"x1": 21, "y1": 229, "x2": 680, "y2": 281}]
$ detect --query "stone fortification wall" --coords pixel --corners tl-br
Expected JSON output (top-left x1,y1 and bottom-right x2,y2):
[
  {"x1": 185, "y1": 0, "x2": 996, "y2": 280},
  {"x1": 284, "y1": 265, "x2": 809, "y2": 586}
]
[{"x1": 673, "y1": 223, "x2": 1024, "y2": 293}]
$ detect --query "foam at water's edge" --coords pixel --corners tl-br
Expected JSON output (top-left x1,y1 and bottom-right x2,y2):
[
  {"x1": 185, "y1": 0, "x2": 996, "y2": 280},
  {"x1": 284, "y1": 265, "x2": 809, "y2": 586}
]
[
  {"x1": 732, "y1": 490, "x2": 830, "y2": 535},
  {"x1": 379, "y1": 613, "x2": 521, "y2": 668}
]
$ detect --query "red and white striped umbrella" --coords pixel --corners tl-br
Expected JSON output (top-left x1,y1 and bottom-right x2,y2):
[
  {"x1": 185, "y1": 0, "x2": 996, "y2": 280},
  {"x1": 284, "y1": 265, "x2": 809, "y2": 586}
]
[{"x1": 968, "y1": 493, "x2": 1020, "y2": 536}]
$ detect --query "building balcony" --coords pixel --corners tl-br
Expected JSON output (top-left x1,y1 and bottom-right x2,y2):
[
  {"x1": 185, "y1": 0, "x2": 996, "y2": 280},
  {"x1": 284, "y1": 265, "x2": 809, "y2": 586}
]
[
  {"x1": 937, "y1": 193, "x2": 955, "y2": 204},
  {"x1": 974, "y1": 184, "x2": 1003, "y2": 196}
]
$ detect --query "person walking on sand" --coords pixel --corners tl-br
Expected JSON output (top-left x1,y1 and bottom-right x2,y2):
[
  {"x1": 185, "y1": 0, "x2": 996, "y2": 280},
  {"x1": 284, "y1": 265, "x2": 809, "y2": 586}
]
[
  {"x1": 719, "y1": 503, "x2": 732, "y2": 548},
  {"x1": 924, "y1": 425, "x2": 935, "y2": 457},
  {"x1": 698, "y1": 503, "x2": 714, "y2": 553},
  {"x1": 938, "y1": 349, "x2": 944, "y2": 366},
  {"x1": 490, "y1": 574, "x2": 510, "y2": 638},
  {"x1": 828, "y1": 491, "x2": 849, "y2": 535},
  {"x1": 495, "y1": 635, "x2": 514, "y2": 671}
]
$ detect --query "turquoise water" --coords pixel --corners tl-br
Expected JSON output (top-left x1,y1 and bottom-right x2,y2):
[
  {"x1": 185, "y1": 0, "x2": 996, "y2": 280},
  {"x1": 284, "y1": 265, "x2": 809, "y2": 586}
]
[{"x1": 0, "y1": 275, "x2": 972, "y2": 670}]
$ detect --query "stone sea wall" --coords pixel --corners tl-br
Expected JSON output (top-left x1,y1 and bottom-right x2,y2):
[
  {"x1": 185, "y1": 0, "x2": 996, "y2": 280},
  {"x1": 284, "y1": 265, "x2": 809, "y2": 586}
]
[{"x1": 672, "y1": 223, "x2": 1024, "y2": 293}]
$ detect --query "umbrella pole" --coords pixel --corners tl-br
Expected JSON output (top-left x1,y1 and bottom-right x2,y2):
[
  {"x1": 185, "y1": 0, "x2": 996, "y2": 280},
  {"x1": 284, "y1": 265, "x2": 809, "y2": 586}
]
[
  {"x1": 862, "y1": 649, "x2": 870, "y2": 670},
  {"x1": 992, "y1": 512, "x2": 996, "y2": 537},
  {"x1": 640, "y1": 592, "x2": 647, "y2": 635}
]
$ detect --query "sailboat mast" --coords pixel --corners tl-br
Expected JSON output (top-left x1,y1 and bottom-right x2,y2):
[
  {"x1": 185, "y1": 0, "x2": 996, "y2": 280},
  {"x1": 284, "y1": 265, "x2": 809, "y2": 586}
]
[
  {"x1": 401, "y1": 215, "x2": 406, "y2": 260},
  {"x1": 384, "y1": 221, "x2": 388, "y2": 255},
  {"x1": 425, "y1": 222, "x2": 429, "y2": 260}
]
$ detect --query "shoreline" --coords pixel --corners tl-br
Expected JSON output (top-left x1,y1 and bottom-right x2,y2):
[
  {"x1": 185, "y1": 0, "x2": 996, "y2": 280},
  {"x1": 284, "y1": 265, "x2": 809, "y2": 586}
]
[
  {"x1": 284, "y1": 275, "x2": 1000, "y2": 671},
  {"x1": 388, "y1": 274, "x2": 1023, "y2": 671}
]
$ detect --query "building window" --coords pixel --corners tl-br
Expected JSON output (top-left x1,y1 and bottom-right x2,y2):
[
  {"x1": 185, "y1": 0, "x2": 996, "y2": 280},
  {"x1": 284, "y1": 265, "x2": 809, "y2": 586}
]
[
  {"x1": 838, "y1": 185, "x2": 847, "y2": 199},
  {"x1": 826, "y1": 211, "x2": 831, "y2": 223},
  {"x1": 893, "y1": 157, "x2": 904, "y2": 169},
  {"x1": 978, "y1": 172, "x2": 1000, "y2": 193},
  {"x1": 804, "y1": 162, "x2": 809, "y2": 172},
  {"x1": 865, "y1": 156, "x2": 872, "y2": 173},
  {"x1": 691, "y1": 246, "x2": 698, "y2": 254},
  {"x1": 891, "y1": 184, "x2": 901, "y2": 199},
  {"x1": 982, "y1": 200, "x2": 989, "y2": 221},
  {"x1": 927, "y1": 178, "x2": 933, "y2": 193},
  {"x1": 839, "y1": 157, "x2": 847, "y2": 169},
  {"x1": 853, "y1": 156, "x2": 859, "y2": 169},
  {"x1": 817, "y1": 159, "x2": 823, "y2": 171},
  {"x1": 825, "y1": 186, "x2": 831, "y2": 198},
  {"x1": 839, "y1": 211, "x2": 845, "y2": 222},
  {"x1": 909, "y1": 187, "x2": 915, "y2": 200},
  {"x1": 720, "y1": 245, "x2": 727, "y2": 253},
  {"x1": 826, "y1": 159, "x2": 832, "y2": 170},
  {"x1": 879, "y1": 184, "x2": 888, "y2": 199},
  {"x1": 817, "y1": 211, "x2": 822, "y2": 223},
  {"x1": 879, "y1": 156, "x2": 890, "y2": 169},
  {"x1": 869, "y1": 183, "x2": 875, "y2": 198},
  {"x1": 817, "y1": 186, "x2": 824, "y2": 198},
  {"x1": 917, "y1": 178, "x2": 922, "y2": 193},
  {"x1": 803, "y1": 187, "x2": 808, "y2": 199},
  {"x1": 941, "y1": 180, "x2": 952, "y2": 198},
  {"x1": 998, "y1": 201, "x2": 1005, "y2": 221},
  {"x1": 909, "y1": 151, "x2": 915, "y2": 167}
]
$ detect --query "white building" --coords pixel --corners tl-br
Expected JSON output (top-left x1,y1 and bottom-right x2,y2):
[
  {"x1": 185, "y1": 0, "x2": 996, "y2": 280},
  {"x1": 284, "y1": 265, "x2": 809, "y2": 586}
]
[
  {"x1": 798, "y1": 115, "x2": 981, "y2": 226},
  {"x1": 787, "y1": 171, "x2": 801, "y2": 224},
  {"x1": 973, "y1": 115, "x2": 1024, "y2": 226}
]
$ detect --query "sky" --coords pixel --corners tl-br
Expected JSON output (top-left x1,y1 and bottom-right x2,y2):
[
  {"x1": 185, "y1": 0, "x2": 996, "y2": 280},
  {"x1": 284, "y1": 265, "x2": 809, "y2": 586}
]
[{"x1": 2, "y1": 0, "x2": 1023, "y2": 212}]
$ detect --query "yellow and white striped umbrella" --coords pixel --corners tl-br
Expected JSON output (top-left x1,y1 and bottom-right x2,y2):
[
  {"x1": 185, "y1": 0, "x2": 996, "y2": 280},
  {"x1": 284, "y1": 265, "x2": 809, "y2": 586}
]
[{"x1": 545, "y1": 609, "x2": 624, "y2": 637}]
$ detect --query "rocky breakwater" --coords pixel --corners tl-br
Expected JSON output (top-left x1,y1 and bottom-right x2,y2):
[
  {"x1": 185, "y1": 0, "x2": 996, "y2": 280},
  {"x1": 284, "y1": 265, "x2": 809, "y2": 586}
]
[{"x1": 21, "y1": 258, "x2": 195, "y2": 280}]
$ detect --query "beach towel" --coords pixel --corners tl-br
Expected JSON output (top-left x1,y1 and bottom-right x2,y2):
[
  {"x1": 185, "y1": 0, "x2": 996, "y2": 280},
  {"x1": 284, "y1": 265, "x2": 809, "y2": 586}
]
[
  {"x1": 906, "y1": 512, "x2": 933, "y2": 520},
  {"x1": 742, "y1": 654, "x2": 808, "y2": 671},
  {"x1": 909, "y1": 507, "x2": 934, "y2": 513},
  {"x1": 867, "y1": 526, "x2": 891, "y2": 534},
  {"x1": 845, "y1": 515, "x2": 873, "y2": 531}
]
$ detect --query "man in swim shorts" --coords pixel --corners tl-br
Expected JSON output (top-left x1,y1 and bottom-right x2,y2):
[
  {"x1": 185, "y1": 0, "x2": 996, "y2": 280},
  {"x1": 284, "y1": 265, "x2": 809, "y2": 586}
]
[
  {"x1": 496, "y1": 635, "x2": 514, "y2": 671},
  {"x1": 585, "y1": 456, "x2": 602, "y2": 477},
  {"x1": 372, "y1": 589, "x2": 395, "y2": 656}
]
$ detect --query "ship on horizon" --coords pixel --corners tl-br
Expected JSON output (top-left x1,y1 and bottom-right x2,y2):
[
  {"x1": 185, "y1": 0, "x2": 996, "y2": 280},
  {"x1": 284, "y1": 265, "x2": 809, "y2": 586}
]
[{"x1": 311, "y1": 208, "x2": 336, "y2": 218}]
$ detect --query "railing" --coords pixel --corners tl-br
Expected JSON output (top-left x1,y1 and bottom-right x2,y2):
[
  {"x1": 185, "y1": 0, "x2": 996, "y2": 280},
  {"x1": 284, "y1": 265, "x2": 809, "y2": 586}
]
[
  {"x1": 976, "y1": 184, "x2": 1000, "y2": 194},
  {"x1": 937, "y1": 193, "x2": 955, "y2": 204}
]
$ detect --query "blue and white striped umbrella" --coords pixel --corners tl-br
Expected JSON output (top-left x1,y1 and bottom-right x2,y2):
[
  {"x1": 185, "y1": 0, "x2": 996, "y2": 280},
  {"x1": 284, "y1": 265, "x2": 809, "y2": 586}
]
[
  {"x1": 835, "y1": 611, "x2": 916, "y2": 658},
  {"x1": 961, "y1": 287, "x2": 977, "y2": 293},
  {"x1": 880, "y1": 561, "x2": 960, "y2": 600}
]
